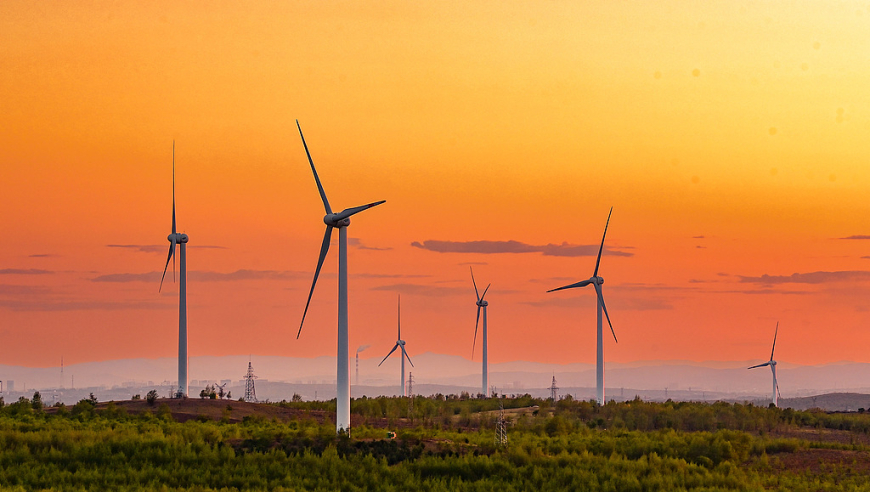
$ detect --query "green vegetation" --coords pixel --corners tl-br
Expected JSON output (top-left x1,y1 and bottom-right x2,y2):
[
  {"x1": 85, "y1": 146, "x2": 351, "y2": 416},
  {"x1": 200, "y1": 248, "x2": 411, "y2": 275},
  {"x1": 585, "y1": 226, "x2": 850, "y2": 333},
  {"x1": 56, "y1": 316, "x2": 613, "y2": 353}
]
[{"x1": 0, "y1": 393, "x2": 868, "y2": 490}]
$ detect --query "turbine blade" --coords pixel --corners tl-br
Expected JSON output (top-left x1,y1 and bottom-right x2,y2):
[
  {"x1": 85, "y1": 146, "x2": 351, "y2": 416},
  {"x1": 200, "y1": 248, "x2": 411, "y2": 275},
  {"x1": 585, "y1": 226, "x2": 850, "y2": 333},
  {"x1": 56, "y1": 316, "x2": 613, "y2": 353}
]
[
  {"x1": 335, "y1": 200, "x2": 386, "y2": 221},
  {"x1": 172, "y1": 141, "x2": 177, "y2": 235},
  {"x1": 770, "y1": 321, "x2": 778, "y2": 361},
  {"x1": 402, "y1": 346, "x2": 414, "y2": 368},
  {"x1": 296, "y1": 120, "x2": 332, "y2": 215},
  {"x1": 594, "y1": 283, "x2": 617, "y2": 343},
  {"x1": 159, "y1": 241, "x2": 176, "y2": 293},
  {"x1": 480, "y1": 283, "x2": 491, "y2": 301},
  {"x1": 378, "y1": 344, "x2": 399, "y2": 366},
  {"x1": 547, "y1": 279, "x2": 593, "y2": 293},
  {"x1": 747, "y1": 362, "x2": 770, "y2": 369},
  {"x1": 297, "y1": 226, "x2": 333, "y2": 338},
  {"x1": 472, "y1": 305, "x2": 481, "y2": 360},
  {"x1": 593, "y1": 207, "x2": 613, "y2": 278},
  {"x1": 471, "y1": 267, "x2": 480, "y2": 301},
  {"x1": 397, "y1": 294, "x2": 401, "y2": 340}
]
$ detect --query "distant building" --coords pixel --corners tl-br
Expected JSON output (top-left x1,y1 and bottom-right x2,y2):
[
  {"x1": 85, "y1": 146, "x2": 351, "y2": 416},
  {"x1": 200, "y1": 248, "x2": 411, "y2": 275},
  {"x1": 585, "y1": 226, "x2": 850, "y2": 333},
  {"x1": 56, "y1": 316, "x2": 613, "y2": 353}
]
[{"x1": 6, "y1": 380, "x2": 14, "y2": 392}]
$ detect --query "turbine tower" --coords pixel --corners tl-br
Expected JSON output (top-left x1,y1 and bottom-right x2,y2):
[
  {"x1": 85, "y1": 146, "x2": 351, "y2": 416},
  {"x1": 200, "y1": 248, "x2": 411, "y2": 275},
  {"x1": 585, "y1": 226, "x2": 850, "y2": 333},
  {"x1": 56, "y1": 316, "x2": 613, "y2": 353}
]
[
  {"x1": 748, "y1": 322, "x2": 780, "y2": 407},
  {"x1": 159, "y1": 141, "x2": 189, "y2": 399},
  {"x1": 548, "y1": 208, "x2": 617, "y2": 405},
  {"x1": 470, "y1": 267, "x2": 491, "y2": 397},
  {"x1": 378, "y1": 295, "x2": 414, "y2": 396},
  {"x1": 296, "y1": 121, "x2": 385, "y2": 433}
]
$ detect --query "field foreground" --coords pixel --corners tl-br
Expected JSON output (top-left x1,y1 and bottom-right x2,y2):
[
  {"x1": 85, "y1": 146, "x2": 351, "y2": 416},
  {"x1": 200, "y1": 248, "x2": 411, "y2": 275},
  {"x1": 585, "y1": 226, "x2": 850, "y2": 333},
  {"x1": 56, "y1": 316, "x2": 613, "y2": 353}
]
[{"x1": 3, "y1": 394, "x2": 870, "y2": 490}]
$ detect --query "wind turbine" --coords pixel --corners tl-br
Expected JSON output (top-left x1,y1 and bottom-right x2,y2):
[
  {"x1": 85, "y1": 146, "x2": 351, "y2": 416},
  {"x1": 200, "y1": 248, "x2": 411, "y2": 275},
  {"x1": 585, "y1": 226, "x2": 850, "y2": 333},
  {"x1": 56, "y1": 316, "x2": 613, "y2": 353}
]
[
  {"x1": 159, "y1": 141, "x2": 189, "y2": 399},
  {"x1": 748, "y1": 322, "x2": 780, "y2": 407},
  {"x1": 547, "y1": 208, "x2": 617, "y2": 405},
  {"x1": 470, "y1": 267, "x2": 491, "y2": 397},
  {"x1": 296, "y1": 120, "x2": 385, "y2": 433},
  {"x1": 378, "y1": 295, "x2": 414, "y2": 396}
]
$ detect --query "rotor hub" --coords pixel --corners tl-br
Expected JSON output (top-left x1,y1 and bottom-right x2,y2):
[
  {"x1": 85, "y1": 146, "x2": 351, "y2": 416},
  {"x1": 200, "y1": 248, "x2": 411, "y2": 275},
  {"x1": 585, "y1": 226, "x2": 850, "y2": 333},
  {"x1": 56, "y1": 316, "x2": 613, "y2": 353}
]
[
  {"x1": 477, "y1": 300, "x2": 488, "y2": 307},
  {"x1": 593, "y1": 276, "x2": 604, "y2": 285},
  {"x1": 324, "y1": 214, "x2": 350, "y2": 228},
  {"x1": 168, "y1": 233, "x2": 189, "y2": 243},
  {"x1": 398, "y1": 340, "x2": 405, "y2": 346}
]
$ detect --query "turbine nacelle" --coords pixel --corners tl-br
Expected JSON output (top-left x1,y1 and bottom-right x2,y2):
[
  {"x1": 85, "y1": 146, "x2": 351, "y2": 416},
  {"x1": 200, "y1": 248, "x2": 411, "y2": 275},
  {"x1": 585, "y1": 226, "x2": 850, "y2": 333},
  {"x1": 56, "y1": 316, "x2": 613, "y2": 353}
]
[
  {"x1": 770, "y1": 360, "x2": 777, "y2": 367},
  {"x1": 324, "y1": 214, "x2": 351, "y2": 228},
  {"x1": 476, "y1": 299, "x2": 488, "y2": 307},
  {"x1": 167, "y1": 233, "x2": 189, "y2": 244},
  {"x1": 398, "y1": 339, "x2": 406, "y2": 346},
  {"x1": 591, "y1": 276, "x2": 604, "y2": 285}
]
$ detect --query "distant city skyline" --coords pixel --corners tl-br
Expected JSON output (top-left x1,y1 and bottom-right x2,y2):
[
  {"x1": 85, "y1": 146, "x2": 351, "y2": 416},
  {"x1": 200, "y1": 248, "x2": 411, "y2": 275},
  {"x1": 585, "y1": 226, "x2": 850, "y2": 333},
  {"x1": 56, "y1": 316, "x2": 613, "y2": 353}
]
[{"x1": 3, "y1": 2, "x2": 870, "y2": 369}]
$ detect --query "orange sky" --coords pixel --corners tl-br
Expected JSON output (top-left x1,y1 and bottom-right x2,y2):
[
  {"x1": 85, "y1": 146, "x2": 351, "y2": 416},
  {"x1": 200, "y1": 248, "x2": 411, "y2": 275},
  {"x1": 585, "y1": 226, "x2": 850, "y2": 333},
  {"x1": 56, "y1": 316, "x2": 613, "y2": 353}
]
[{"x1": 3, "y1": 1, "x2": 870, "y2": 370}]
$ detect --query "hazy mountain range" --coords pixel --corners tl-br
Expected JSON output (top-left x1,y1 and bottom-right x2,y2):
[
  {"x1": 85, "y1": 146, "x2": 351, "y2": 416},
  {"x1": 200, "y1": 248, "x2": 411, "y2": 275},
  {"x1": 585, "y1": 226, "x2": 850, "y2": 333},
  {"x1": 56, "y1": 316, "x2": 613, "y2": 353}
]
[{"x1": 2, "y1": 353, "x2": 869, "y2": 407}]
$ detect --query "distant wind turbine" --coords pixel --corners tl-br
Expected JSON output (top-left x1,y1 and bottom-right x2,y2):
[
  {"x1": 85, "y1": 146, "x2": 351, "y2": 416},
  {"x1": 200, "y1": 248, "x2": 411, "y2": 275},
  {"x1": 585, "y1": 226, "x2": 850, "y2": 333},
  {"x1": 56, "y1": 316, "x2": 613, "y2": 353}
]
[
  {"x1": 470, "y1": 267, "x2": 491, "y2": 397},
  {"x1": 355, "y1": 344, "x2": 370, "y2": 387},
  {"x1": 748, "y1": 322, "x2": 780, "y2": 407},
  {"x1": 159, "y1": 141, "x2": 189, "y2": 399},
  {"x1": 378, "y1": 295, "x2": 414, "y2": 397},
  {"x1": 548, "y1": 208, "x2": 617, "y2": 405},
  {"x1": 296, "y1": 121, "x2": 385, "y2": 433}
]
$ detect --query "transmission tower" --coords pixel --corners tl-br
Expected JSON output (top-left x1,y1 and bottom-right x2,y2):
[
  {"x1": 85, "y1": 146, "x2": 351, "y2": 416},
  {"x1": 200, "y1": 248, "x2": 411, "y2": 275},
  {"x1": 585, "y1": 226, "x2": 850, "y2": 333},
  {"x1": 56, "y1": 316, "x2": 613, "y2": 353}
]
[
  {"x1": 243, "y1": 360, "x2": 258, "y2": 403},
  {"x1": 495, "y1": 399, "x2": 508, "y2": 446},
  {"x1": 550, "y1": 375, "x2": 558, "y2": 401},
  {"x1": 407, "y1": 372, "x2": 414, "y2": 418}
]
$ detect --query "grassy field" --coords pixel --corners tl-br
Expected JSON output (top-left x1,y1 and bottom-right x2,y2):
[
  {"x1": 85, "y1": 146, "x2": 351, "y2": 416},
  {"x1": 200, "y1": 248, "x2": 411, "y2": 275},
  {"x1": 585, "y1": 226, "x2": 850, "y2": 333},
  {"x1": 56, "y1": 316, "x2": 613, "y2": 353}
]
[{"x1": 2, "y1": 393, "x2": 870, "y2": 490}]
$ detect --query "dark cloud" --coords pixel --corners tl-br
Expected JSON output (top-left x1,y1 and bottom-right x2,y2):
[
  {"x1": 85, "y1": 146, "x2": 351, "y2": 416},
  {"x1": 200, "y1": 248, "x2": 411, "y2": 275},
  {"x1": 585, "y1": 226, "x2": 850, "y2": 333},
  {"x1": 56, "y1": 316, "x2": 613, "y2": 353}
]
[
  {"x1": 370, "y1": 283, "x2": 467, "y2": 297},
  {"x1": 692, "y1": 235, "x2": 706, "y2": 239},
  {"x1": 410, "y1": 240, "x2": 633, "y2": 258},
  {"x1": 709, "y1": 289, "x2": 812, "y2": 295},
  {"x1": 0, "y1": 268, "x2": 53, "y2": 275},
  {"x1": 28, "y1": 254, "x2": 58, "y2": 258},
  {"x1": 839, "y1": 235, "x2": 870, "y2": 240},
  {"x1": 696, "y1": 245, "x2": 706, "y2": 249},
  {"x1": 738, "y1": 271, "x2": 870, "y2": 284},
  {"x1": 861, "y1": 256, "x2": 870, "y2": 260},
  {"x1": 93, "y1": 269, "x2": 306, "y2": 283}
]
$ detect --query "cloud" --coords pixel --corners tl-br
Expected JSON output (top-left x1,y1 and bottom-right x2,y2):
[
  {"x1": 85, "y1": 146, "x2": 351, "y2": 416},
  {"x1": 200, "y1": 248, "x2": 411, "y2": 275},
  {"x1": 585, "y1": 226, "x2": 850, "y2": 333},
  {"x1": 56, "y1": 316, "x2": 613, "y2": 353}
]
[
  {"x1": 28, "y1": 254, "x2": 58, "y2": 258},
  {"x1": 738, "y1": 271, "x2": 870, "y2": 284},
  {"x1": 107, "y1": 244, "x2": 166, "y2": 254},
  {"x1": 0, "y1": 299, "x2": 173, "y2": 312},
  {"x1": 348, "y1": 238, "x2": 392, "y2": 251},
  {"x1": 839, "y1": 235, "x2": 870, "y2": 240},
  {"x1": 92, "y1": 269, "x2": 306, "y2": 283},
  {"x1": 523, "y1": 295, "x2": 673, "y2": 310},
  {"x1": 370, "y1": 283, "x2": 467, "y2": 297},
  {"x1": 0, "y1": 284, "x2": 51, "y2": 296},
  {"x1": 692, "y1": 235, "x2": 706, "y2": 239},
  {"x1": 108, "y1": 244, "x2": 227, "y2": 254},
  {"x1": 0, "y1": 269, "x2": 53, "y2": 275},
  {"x1": 353, "y1": 273, "x2": 432, "y2": 279},
  {"x1": 410, "y1": 240, "x2": 633, "y2": 257}
]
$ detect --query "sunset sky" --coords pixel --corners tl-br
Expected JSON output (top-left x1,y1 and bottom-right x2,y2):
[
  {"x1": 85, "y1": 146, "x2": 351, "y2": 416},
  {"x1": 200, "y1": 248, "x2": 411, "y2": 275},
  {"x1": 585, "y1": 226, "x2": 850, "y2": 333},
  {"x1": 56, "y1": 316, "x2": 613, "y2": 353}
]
[{"x1": 3, "y1": 1, "x2": 870, "y2": 371}]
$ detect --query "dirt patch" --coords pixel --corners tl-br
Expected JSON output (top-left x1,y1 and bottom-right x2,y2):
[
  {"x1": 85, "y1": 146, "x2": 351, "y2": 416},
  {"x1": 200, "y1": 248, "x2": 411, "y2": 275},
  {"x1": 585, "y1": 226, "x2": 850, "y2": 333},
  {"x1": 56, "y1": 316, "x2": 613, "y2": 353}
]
[{"x1": 772, "y1": 448, "x2": 870, "y2": 475}]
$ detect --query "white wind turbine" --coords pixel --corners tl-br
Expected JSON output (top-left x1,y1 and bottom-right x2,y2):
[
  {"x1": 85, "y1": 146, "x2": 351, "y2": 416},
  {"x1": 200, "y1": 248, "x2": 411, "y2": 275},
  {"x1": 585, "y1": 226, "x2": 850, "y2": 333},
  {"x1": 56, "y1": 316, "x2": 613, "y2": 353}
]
[
  {"x1": 470, "y1": 267, "x2": 491, "y2": 397},
  {"x1": 748, "y1": 322, "x2": 780, "y2": 407},
  {"x1": 548, "y1": 208, "x2": 617, "y2": 405},
  {"x1": 159, "y1": 141, "x2": 189, "y2": 399},
  {"x1": 296, "y1": 121, "x2": 385, "y2": 433},
  {"x1": 378, "y1": 295, "x2": 414, "y2": 397}
]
